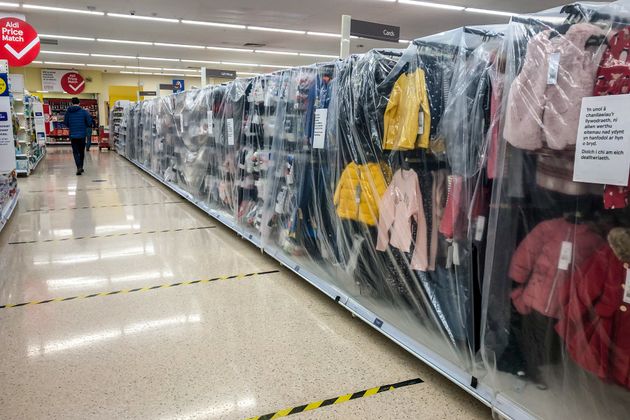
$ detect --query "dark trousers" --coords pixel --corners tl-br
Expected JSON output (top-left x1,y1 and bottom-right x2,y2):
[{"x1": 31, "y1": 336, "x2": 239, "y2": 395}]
[{"x1": 71, "y1": 137, "x2": 86, "y2": 169}]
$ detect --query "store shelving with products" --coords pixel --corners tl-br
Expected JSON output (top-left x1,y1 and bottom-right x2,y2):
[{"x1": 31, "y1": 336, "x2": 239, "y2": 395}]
[
  {"x1": 109, "y1": 100, "x2": 131, "y2": 155},
  {"x1": 0, "y1": 171, "x2": 18, "y2": 234},
  {"x1": 14, "y1": 94, "x2": 46, "y2": 176},
  {"x1": 45, "y1": 98, "x2": 99, "y2": 145}
]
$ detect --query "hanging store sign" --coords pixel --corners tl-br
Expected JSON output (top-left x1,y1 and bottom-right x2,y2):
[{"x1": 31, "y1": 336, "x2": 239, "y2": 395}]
[
  {"x1": 159, "y1": 83, "x2": 174, "y2": 90},
  {"x1": 139, "y1": 91, "x2": 157, "y2": 97},
  {"x1": 41, "y1": 69, "x2": 85, "y2": 93},
  {"x1": 0, "y1": 60, "x2": 14, "y2": 172},
  {"x1": 205, "y1": 69, "x2": 236, "y2": 79},
  {"x1": 32, "y1": 101, "x2": 46, "y2": 145},
  {"x1": 172, "y1": 79, "x2": 185, "y2": 93},
  {"x1": 0, "y1": 17, "x2": 40, "y2": 67},
  {"x1": 350, "y1": 19, "x2": 400, "y2": 43},
  {"x1": 60, "y1": 71, "x2": 85, "y2": 94}
]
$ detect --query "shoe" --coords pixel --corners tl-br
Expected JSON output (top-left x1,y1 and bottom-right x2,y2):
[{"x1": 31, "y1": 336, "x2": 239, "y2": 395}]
[
  {"x1": 76, "y1": 170, "x2": 82, "y2": 176},
  {"x1": 80, "y1": 168, "x2": 84, "y2": 174}
]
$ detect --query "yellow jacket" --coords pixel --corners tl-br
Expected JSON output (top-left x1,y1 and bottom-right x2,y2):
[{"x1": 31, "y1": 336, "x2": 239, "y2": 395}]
[
  {"x1": 383, "y1": 69, "x2": 431, "y2": 150},
  {"x1": 334, "y1": 162, "x2": 391, "y2": 226}
]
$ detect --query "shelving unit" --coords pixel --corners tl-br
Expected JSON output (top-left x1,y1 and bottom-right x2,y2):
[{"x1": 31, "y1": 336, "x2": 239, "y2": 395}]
[
  {"x1": 45, "y1": 98, "x2": 99, "y2": 145},
  {"x1": 0, "y1": 187, "x2": 18, "y2": 233},
  {"x1": 109, "y1": 100, "x2": 131, "y2": 154},
  {"x1": 14, "y1": 94, "x2": 46, "y2": 176}
]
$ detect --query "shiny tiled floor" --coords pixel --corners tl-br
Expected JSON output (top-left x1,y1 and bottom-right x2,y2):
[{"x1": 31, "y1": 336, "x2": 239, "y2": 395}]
[{"x1": 0, "y1": 149, "x2": 491, "y2": 419}]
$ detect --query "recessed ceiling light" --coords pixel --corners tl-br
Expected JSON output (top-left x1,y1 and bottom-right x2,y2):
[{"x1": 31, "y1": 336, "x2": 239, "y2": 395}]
[
  {"x1": 106, "y1": 13, "x2": 179, "y2": 23},
  {"x1": 97, "y1": 38, "x2": 152, "y2": 45},
  {"x1": 138, "y1": 56, "x2": 180, "y2": 62},
  {"x1": 221, "y1": 61, "x2": 260, "y2": 67},
  {"x1": 44, "y1": 61, "x2": 86, "y2": 66},
  {"x1": 96, "y1": 38, "x2": 153, "y2": 45},
  {"x1": 91, "y1": 53, "x2": 137, "y2": 59},
  {"x1": 299, "y1": 53, "x2": 338, "y2": 58},
  {"x1": 154, "y1": 42, "x2": 205, "y2": 49},
  {"x1": 464, "y1": 8, "x2": 515, "y2": 17},
  {"x1": 398, "y1": 0, "x2": 465, "y2": 11},
  {"x1": 306, "y1": 31, "x2": 341, "y2": 38},
  {"x1": 40, "y1": 50, "x2": 90, "y2": 56},
  {"x1": 86, "y1": 64, "x2": 125, "y2": 68},
  {"x1": 180, "y1": 59, "x2": 222, "y2": 65},
  {"x1": 255, "y1": 50, "x2": 299, "y2": 56},
  {"x1": 181, "y1": 19, "x2": 246, "y2": 29},
  {"x1": 162, "y1": 68, "x2": 198, "y2": 72},
  {"x1": 22, "y1": 4, "x2": 105, "y2": 15},
  {"x1": 206, "y1": 46, "x2": 253, "y2": 53},
  {"x1": 125, "y1": 66, "x2": 162, "y2": 70},
  {"x1": 247, "y1": 26, "x2": 306, "y2": 35},
  {"x1": 39, "y1": 34, "x2": 95, "y2": 41}
]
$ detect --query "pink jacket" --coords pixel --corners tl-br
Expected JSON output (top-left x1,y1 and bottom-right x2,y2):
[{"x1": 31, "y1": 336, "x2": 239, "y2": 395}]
[
  {"x1": 503, "y1": 23, "x2": 604, "y2": 151},
  {"x1": 376, "y1": 169, "x2": 429, "y2": 271},
  {"x1": 509, "y1": 218, "x2": 605, "y2": 318}
]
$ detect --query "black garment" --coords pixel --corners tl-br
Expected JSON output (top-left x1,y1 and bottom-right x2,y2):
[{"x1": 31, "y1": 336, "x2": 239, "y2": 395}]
[{"x1": 71, "y1": 137, "x2": 86, "y2": 170}]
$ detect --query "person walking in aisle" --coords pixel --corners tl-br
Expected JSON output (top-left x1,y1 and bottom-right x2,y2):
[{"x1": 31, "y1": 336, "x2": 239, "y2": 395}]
[{"x1": 64, "y1": 97, "x2": 93, "y2": 175}]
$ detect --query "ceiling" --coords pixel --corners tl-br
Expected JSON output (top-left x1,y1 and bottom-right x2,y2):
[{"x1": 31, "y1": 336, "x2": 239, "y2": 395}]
[{"x1": 2, "y1": 0, "x2": 573, "y2": 77}]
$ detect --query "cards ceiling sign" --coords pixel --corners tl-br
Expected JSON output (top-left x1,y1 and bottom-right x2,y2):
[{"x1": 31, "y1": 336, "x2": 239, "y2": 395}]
[
  {"x1": 0, "y1": 17, "x2": 40, "y2": 67},
  {"x1": 41, "y1": 69, "x2": 87, "y2": 93}
]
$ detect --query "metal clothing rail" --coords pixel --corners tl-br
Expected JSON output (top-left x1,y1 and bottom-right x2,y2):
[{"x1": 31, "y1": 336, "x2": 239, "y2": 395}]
[{"x1": 120, "y1": 153, "x2": 534, "y2": 420}]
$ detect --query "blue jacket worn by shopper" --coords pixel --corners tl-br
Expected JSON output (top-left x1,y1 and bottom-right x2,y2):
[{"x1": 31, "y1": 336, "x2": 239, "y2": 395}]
[{"x1": 63, "y1": 106, "x2": 93, "y2": 139}]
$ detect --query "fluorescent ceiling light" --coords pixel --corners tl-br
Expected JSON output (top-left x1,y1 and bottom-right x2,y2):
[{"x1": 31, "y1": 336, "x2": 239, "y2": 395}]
[
  {"x1": 120, "y1": 71, "x2": 153, "y2": 75},
  {"x1": 155, "y1": 73, "x2": 186, "y2": 77},
  {"x1": 91, "y1": 53, "x2": 137, "y2": 59},
  {"x1": 44, "y1": 61, "x2": 85, "y2": 66},
  {"x1": 181, "y1": 59, "x2": 221, "y2": 64},
  {"x1": 138, "y1": 56, "x2": 180, "y2": 62},
  {"x1": 181, "y1": 19, "x2": 246, "y2": 29},
  {"x1": 464, "y1": 7, "x2": 515, "y2": 17},
  {"x1": 299, "y1": 53, "x2": 338, "y2": 58},
  {"x1": 97, "y1": 38, "x2": 152, "y2": 46},
  {"x1": 255, "y1": 50, "x2": 299, "y2": 56},
  {"x1": 221, "y1": 61, "x2": 259, "y2": 67},
  {"x1": 237, "y1": 72, "x2": 260, "y2": 76},
  {"x1": 40, "y1": 34, "x2": 95, "y2": 41},
  {"x1": 398, "y1": 0, "x2": 465, "y2": 11},
  {"x1": 0, "y1": 3, "x2": 19, "y2": 7},
  {"x1": 36, "y1": 90, "x2": 48, "y2": 93},
  {"x1": 106, "y1": 12, "x2": 179, "y2": 23},
  {"x1": 125, "y1": 66, "x2": 161, "y2": 70},
  {"x1": 162, "y1": 68, "x2": 198, "y2": 72},
  {"x1": 154, "y1": 42, "x2": 205, "y2": 49},
  {"x1": 259, "y1": 64, "x2": 291, "y2": 69},
  {"x1": 247, "y1": 26, "x2": 306, "y2": 35},
  {"x1": 399, "y1": 39, "x2": 411, "y2": 43},
  {"x1": 86, "y1": 64, "x2": 125, "y2": 68},
  {"x1": 40, "y1": 50, "x2": 89, "y2": 56},
  {"x1": 206, "y1": 46, "x2": 253, "y2": 53},
  {"x1": 23, "y1": 4, "x2": 105, "y2": 15},
  {"x1": 306, "y1": 31, "x2": 341, "y2": 38},
  {"x1": 32, "y1": 61, "x2": 43, "y2": 64}
]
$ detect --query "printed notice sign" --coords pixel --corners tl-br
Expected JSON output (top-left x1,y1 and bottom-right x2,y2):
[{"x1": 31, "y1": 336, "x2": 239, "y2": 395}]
[
  {"x1": 573, "y1": 95, "x2": 630, "y2": 186},
  {"x1": 227, "y1": 118, "x2": 235, "y2": 146},
  {"x1": 0, "y1": 95, "x2": 15, "y2": 172},
  {"x1": 313, "y1": 108, "x2": 327, "y2": 149}
]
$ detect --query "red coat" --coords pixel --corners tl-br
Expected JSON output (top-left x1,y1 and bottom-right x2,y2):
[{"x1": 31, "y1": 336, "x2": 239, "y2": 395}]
[
  {"x1": 509, "y1": 218, "x2": 605, "y2": 318},
  {"x1": 556, "y1": 245, "x2": 630, "y2": 389}
]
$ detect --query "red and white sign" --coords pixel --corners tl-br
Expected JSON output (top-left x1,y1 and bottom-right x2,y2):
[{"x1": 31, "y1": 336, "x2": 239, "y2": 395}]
[
  {"x1": 0, "y1": 17, "x2": 40, "y2": 67},
  {"x1": 61, "y1": 71, "x2": 85, "y2": 94}
]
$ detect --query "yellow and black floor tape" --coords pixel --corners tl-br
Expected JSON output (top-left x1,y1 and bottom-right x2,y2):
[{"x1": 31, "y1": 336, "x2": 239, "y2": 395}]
[
  {"x1": 25, "y1": 185, "x2": 158, "y2": 193},
  {"x1": 248, "y1": 378, "x2": 423, "y2": 420},
  {"x1": 0, "y1": 269, "x2": 280, "y2": 309},
  {"x1": 26, "y1": 201, "x2": 183, "y2": 212},
  {"x1": 8, "y1": 225, "x2": 216, "y2": 245}
]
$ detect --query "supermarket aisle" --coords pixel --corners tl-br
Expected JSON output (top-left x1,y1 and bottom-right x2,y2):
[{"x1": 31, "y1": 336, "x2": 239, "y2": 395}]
[{"x1": 0, "y1": 148, "x2": 490, "y2": 419}]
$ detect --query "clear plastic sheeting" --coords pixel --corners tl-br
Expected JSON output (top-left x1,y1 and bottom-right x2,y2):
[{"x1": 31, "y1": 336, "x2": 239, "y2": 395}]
[
  {"x1": 118, "y1": 5, "x2": 630, "y2": 417},
  {"x1": 482, "y1": 2, "x2": 630, "y2": 419}
]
